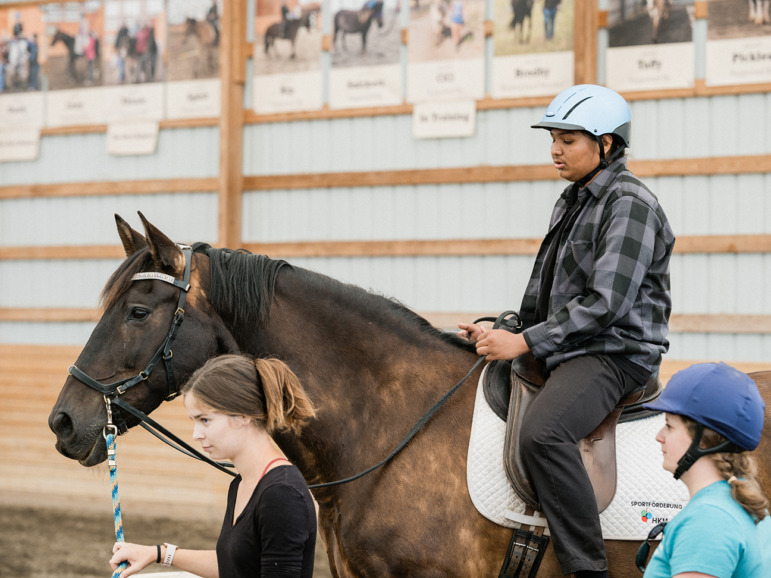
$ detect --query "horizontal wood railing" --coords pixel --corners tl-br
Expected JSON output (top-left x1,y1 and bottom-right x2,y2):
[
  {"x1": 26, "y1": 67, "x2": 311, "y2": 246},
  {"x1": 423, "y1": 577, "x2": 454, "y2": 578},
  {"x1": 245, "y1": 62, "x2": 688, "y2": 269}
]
[
  {"x1": 3, "y1": 155, "x2": 771, "y2": 200},
  {"x1": 2, "y1": 234, "x2": 770, "y2": 261}
]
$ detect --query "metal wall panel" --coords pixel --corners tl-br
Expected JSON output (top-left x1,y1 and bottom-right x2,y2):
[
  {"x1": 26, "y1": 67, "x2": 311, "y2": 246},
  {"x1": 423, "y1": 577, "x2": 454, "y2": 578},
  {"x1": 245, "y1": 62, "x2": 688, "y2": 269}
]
[
  {"x1": 0, "y1": 194, "x2": 219, "y2": 247},
  {"x1": 1, "y1": 127, "x2": 220, "y2": 186}
]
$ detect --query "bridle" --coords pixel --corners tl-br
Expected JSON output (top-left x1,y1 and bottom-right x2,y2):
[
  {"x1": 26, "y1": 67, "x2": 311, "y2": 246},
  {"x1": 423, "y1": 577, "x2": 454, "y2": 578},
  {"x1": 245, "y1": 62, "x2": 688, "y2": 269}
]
[{"x1": 66, "y1": 244, "x2": 238, "y2": 476}]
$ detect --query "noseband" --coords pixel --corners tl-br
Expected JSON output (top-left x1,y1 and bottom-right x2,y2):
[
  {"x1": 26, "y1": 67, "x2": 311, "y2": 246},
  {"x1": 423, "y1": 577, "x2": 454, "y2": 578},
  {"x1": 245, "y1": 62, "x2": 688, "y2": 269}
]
[{"x1": 65, "y1": 245, "x2": 237, "y2": 477}]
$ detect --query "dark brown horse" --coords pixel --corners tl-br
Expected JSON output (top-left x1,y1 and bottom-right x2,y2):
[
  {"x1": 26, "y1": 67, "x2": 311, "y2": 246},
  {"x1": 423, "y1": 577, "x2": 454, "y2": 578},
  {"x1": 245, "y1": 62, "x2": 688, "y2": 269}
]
[
  {"x1": 264, "y1": 8, "x2": 317, "y2": 59},
  {"x1": 49, "y1": 214, "x2": 771, "y2": 577},
  {"x1": 333, "y1": 1, "x2": 384, "y2": 54}
]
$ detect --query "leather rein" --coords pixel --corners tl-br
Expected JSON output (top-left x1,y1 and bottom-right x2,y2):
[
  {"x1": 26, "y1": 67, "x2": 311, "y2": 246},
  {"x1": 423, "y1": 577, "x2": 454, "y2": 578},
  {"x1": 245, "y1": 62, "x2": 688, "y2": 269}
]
[{"x1": 65, "y1": 243, "x2": 515, "y2": 488}]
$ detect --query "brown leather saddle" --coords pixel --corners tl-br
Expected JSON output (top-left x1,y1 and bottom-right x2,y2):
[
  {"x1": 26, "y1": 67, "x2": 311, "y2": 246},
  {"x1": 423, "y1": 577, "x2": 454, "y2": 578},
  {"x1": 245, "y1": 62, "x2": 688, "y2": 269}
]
[{"x1": 483, "y1": 353, "x2": 662, "y2": 513}]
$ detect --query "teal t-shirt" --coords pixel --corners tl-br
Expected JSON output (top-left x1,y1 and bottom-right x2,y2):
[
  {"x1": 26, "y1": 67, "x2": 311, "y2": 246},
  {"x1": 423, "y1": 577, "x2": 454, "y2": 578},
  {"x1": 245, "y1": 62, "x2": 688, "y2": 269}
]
[{"x1": 644, "y1": 481, "x2": 768, "y2": 578}]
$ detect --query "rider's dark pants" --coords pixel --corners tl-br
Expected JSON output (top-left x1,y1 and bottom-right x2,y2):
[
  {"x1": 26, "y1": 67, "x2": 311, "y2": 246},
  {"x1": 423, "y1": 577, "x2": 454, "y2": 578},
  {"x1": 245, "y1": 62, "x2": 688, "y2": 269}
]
[{"x1": 519, "y1": 354, "x2": 644, "y2": 575}]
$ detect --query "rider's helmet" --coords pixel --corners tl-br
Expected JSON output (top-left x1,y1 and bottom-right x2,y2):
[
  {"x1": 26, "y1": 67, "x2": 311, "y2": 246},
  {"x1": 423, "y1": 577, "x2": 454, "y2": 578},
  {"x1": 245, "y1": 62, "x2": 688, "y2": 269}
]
[
  {"x1": 532, "y1": 84, "x2": 631, "y2": 183},
  {"x1": 643, "y1": 362, "x2": 765, "y2": 479}
]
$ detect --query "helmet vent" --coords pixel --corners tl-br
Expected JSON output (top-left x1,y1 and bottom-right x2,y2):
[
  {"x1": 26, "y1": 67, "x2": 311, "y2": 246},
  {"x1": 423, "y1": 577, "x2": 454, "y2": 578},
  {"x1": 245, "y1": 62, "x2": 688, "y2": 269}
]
[{"x1": 561, "y1": 96, "x2": 592, "y2": 121}]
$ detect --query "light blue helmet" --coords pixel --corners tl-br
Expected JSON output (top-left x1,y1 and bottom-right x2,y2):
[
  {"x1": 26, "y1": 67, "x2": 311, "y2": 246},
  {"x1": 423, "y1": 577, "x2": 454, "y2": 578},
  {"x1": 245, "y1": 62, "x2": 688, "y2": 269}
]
[{"x1": 531, "y1": 84, "x2": 632, "y2": 147}]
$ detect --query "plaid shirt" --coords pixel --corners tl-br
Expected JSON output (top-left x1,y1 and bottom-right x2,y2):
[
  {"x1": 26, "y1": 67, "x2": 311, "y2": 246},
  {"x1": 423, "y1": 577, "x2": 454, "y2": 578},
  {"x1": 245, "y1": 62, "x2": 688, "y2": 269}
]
[{"x1": 520, "y1": 157, "x2": 675, "y2": 374}]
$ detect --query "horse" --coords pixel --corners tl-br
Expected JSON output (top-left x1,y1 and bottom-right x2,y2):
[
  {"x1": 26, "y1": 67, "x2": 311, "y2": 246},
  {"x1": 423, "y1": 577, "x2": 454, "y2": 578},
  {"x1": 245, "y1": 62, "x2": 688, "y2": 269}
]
[
  {"x1": 184, "y1": 17, "x2": 218, "y2": 78},
  {"x1": 749, "y1": 0, "x2": 771, "y2": 24},
  {"x1": 509, "y1": 0, "x2": 534, "y2": 44},
  {"x1": 49, "y1": 214, "x2": 771, "y2": 577},
  {"x1": 50, "y1": 29, "x2": 83, "y2": 82},
  {"x1": 646, "y1": 0, "x2": 671, "y2": 43},
  {"x1": 333, "y1": 1, "x2": 384, "y2": 54},
  {"x1": 263, "y1": 9, "x2": 316, "y2": 59}
]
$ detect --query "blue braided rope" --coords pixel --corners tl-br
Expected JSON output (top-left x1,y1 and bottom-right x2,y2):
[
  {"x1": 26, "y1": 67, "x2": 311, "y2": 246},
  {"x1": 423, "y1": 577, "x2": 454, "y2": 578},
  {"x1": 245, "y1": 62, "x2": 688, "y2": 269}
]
[{"x1": 106, "y1": 433, "x2": 129, "y2": 578}]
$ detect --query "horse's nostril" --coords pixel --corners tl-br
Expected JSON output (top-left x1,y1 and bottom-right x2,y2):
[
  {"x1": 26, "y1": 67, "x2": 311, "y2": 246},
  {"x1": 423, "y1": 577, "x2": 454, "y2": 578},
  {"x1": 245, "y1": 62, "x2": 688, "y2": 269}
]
[{"x1": 51, "y1": 411, "x2": 73, "y2": 440}]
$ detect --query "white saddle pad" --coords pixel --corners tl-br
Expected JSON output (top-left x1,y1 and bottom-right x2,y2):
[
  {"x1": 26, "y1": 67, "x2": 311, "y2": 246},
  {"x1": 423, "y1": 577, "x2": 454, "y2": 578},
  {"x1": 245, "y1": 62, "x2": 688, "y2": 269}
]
[{"x1": 467, "y1": 364, "x2": 690, "y2": 540}]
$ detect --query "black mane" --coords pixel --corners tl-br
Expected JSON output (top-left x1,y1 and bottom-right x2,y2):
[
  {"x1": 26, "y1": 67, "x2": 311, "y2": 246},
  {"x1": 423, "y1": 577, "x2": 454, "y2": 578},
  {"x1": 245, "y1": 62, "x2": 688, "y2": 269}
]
[{"x1": 196, "y1": 244, "x2": 474, "y2": 351}]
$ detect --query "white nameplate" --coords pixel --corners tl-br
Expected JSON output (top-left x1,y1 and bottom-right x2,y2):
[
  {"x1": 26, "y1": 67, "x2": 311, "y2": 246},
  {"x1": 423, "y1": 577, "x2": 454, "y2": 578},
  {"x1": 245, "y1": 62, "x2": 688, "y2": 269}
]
[
  {"x1": 107, "y1": 121, "x2": 159, "y2": 156},
  {"x1": 412, "y1": 100, "x2": 476, "y2": 139}
]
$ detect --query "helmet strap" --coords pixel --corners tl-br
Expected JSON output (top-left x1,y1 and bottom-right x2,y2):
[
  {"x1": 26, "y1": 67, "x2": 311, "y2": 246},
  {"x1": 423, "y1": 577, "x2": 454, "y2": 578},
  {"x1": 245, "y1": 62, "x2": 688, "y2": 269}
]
[
  {"x1": 575, "y1": 135, "x2": 623, "y2": 188},
  {"x1": 673, "y1": 423, "x2": 744, "y2": 480}
]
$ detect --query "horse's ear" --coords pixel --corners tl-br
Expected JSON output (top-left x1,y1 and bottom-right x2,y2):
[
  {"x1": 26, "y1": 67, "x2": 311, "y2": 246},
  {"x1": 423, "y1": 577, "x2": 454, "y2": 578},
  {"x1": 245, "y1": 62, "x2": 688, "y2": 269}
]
[
  {"x1": 137, "y1": 212, "x2": 184, "y2": 273},
  {"x1": 115, "y1": 214, "x2": 147, "y2": 256}
]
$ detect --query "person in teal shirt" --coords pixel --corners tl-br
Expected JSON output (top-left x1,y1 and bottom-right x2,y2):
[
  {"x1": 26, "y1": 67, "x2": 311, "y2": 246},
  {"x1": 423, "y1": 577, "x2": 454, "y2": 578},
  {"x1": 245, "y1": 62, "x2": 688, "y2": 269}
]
[{"x1": 638, "y1": 362, "x2": 770, "y2": 577}]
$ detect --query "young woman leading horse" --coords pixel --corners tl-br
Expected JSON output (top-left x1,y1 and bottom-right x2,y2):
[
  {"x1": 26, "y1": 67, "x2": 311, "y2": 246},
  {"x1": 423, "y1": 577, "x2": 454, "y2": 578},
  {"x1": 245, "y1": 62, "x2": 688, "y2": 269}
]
[{"x1": 48, "y1": 213, "x2": 771, "y2": 577}]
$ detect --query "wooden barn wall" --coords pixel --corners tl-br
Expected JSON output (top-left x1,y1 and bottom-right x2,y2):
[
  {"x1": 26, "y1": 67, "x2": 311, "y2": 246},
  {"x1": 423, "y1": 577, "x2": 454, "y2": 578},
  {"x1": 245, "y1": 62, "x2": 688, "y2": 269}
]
[{"x1": 1, "y1": 0, "x2": 770, "y2": 517}]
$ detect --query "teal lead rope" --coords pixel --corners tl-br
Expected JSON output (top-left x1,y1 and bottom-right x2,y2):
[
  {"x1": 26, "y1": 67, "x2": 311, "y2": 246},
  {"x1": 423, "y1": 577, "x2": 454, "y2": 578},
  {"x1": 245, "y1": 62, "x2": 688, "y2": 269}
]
[{"x1": 104, "y1": 396, "x2": 129, "y2": 578}]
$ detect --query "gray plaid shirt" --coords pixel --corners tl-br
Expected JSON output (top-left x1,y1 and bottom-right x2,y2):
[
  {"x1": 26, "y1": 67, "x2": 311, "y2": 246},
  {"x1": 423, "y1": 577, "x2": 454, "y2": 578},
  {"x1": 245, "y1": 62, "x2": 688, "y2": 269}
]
[{"x1": 520, "y1": 157, "x2": 675, "y2": 374}]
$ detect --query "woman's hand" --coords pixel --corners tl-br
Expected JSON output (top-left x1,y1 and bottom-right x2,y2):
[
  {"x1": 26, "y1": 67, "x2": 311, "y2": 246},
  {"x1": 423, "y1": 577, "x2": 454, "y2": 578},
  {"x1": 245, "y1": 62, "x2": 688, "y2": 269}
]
[
  {"x1": 110, "y1": 542, "x2": 156, "y2": 578},
  {"x1": 475, "y1": 329, "x2": 530, "y2": 361}
]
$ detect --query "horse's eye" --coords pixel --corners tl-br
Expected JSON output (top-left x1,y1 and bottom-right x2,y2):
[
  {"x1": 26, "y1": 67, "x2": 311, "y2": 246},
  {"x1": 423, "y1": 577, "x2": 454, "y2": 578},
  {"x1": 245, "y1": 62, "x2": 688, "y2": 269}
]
[{"x1": 130, "y1": 308, "x2": 150, "y2": 321}]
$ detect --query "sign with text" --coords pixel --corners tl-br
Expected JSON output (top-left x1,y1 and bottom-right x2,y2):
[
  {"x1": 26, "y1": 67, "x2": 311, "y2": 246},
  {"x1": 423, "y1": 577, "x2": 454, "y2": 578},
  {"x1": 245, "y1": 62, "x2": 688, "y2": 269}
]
[
  {"x1": 0, "y1": 93, "x2": 44, "y2": 128},
  {"x1": 412, "y1": 100, "x2": 476, "y2": 139},
  {"x1": 107, "y1": 121, "x2": 159, "y2": 156},
  {"x1": 0, "y1": 129, "x2": 40, "y2": 162}
]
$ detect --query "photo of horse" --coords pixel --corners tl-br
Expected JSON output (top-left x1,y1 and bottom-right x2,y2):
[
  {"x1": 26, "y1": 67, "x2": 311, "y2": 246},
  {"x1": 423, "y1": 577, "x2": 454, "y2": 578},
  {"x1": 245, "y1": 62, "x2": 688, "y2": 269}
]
[
  {"x1": 707, "y1": 0, "x2": 771, "y2": 39},
  {"x1": 43, "y1": 3, "x2": 104, "y2": 91},
  {"x1": 607, "y1": 0, "x2": 694, "y2": 47},
  {"x1": 167, "y1": 0, "x2": 221, "y2": 81},
  {"x1": 330, "y1": 0, "x2": 400, "y2": 69},
  {"x1": 0, "y1": 7, "x2": 44, "y2": 93},
  {"x1": 493, "y1": 0, "x2": 573, "y2": 56},
  {"x1": 254, "y1": 0, "x2": 322, "y2": 75}
]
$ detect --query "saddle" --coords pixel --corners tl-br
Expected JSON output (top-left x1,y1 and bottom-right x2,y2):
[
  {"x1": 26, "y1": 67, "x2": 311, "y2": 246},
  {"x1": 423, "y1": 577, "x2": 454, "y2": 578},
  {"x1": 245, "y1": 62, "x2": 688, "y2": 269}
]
[{"x1": 484, "y1": 353, "x2": 662, "y2": 513}]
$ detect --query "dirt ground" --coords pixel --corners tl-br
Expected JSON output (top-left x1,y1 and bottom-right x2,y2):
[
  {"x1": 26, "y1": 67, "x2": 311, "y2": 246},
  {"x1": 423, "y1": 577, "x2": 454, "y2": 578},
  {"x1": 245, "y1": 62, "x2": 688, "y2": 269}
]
[{"x1": 0, "y1": 505, "x2": 333, "y2": 578}]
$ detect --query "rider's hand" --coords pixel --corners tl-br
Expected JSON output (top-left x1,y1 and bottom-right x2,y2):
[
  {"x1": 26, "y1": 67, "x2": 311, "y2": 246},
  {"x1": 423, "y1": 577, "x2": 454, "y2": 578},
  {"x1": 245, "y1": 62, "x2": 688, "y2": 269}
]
[
  {"x1": 475, "y1": 329, "x2": 530, "y2": 361},
  {"x1": 457, "y1": 322, "x2": 486, "y2": 342}
]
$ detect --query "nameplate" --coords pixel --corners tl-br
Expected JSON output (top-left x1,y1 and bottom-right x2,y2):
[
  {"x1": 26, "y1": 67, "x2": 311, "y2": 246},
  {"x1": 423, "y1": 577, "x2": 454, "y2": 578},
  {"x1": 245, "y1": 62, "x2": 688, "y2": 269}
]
[{"x1": 412, "y1": 100, "x2": 476, "y2": 139}]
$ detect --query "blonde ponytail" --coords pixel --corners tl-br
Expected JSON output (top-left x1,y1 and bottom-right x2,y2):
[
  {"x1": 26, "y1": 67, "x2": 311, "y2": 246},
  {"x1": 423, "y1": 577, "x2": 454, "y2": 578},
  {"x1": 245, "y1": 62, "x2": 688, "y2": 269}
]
[{"x1": 254, "y1": 358, "x2": 316, "y2": 435}]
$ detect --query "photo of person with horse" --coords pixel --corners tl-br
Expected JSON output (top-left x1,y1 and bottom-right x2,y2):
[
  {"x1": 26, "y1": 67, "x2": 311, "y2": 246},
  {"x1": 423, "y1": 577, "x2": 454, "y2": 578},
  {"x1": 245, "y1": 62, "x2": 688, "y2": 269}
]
[
  {"x1": 166, "y1": 0, "x2": 221, "y2": 81},
  {"x1": 255, "y1": 0, "x2": 321, "y2": 67},
  {"x1": 459, "y1": 84, "x2": 675, "y2": 577},
  {"x1": 637, "y1": 361, "x2": 771, "y2": 576},
  {"x1": 46, "y1": 4, "x2": 104, "y2": 90},
  {"x1": 0, "y1": 6, "x2": 44, "y2": 93},
  {"x1": 109, "y1": 354, "x2": 318, "y2": 578}
]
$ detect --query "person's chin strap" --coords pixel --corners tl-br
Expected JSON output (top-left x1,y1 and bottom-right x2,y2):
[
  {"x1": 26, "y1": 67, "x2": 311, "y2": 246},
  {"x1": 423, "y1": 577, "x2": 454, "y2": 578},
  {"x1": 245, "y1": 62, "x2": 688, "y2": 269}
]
[
  {"x1": 673, "y1": 422, "x2": 743, "y2": 480},
  {"x1": 575, "y1": 135, "x2": 625, "y2": 188}
]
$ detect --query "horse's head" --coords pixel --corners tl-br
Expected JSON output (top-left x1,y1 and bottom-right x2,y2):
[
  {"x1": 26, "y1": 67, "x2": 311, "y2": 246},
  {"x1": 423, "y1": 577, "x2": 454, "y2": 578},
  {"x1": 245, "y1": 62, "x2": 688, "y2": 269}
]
[
  {"x1": 50, "y1": 29, "x2": 61, "y2": 46},
  {"x1": 48, "y1": 213, "x2": 240, "y2": 467},
  {"x1": 374, "y1": 1, "x2": 385, "y2": 27}
]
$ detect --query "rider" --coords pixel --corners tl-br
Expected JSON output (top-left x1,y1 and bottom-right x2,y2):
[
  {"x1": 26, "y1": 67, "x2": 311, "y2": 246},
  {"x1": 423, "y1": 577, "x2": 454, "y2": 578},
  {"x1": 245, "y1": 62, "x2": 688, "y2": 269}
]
[
  {"x1": 460, "y1": 84, "x2": 675, "y2": 577},
  {"x1": 639, "y1": 362, "x2": 771, "y2": 576},
  {"x1": 280, "y1": 0, "x2": 291, "y2": 38}
]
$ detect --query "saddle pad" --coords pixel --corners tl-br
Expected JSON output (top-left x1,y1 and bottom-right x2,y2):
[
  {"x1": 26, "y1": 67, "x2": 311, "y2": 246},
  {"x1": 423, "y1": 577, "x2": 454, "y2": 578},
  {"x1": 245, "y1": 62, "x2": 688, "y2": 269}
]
[{"x1": 467, "y1": 364, "x2": 691, "y2": 541}]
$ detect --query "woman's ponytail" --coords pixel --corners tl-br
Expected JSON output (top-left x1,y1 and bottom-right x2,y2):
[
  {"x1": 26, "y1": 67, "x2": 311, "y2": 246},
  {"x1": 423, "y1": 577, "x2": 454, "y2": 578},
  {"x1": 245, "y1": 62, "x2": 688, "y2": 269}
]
[{"x1": 254, "y1": 358, "x2": 316, "y2": 435}]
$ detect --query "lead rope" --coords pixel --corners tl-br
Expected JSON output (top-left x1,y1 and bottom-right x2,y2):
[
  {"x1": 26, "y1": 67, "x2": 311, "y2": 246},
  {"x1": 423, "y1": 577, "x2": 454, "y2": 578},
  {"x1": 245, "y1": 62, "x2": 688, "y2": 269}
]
[{"x1": 104, "y1": 397, "x2": 128, "y2": 578}]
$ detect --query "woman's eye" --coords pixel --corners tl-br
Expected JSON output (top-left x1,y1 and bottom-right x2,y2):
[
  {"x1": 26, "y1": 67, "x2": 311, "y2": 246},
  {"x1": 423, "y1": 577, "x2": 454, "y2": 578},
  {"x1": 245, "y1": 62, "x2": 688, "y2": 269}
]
[{"x1": 130, "y1": 308, "x2": 149, "y2": 321}]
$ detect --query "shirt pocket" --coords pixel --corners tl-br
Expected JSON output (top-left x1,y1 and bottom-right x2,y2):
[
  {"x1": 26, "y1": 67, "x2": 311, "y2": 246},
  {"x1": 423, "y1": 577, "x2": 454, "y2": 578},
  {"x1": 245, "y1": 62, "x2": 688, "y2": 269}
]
[{"x1": 556, "y1": 240, "x2": 593, "y2": 295}]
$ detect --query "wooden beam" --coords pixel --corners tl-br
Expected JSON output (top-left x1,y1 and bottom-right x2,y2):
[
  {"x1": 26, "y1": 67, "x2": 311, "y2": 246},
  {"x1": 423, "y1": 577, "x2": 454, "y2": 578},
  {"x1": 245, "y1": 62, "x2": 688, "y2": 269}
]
[
  {"x1": 0, "y1": 178, "x2": 219, "y2": 200},
  {"x1": 218, "y1": 0, "x2": 246, "y2": 249},
  {"x1": 573, "y1": 0, "x2": 597, "y2": 84},
  {"x1": 3, "y1": 234, "x2": 770, "y2": 261}
]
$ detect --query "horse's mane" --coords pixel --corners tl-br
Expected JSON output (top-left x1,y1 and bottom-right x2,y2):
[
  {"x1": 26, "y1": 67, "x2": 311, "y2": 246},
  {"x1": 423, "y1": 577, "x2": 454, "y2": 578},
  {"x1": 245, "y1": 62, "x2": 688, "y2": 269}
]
[
  {"x1": 194, "y1": 244, "x2": 288, "y2": 328},
  {"x1": 100, "y1": 244, "x2": 474, "y2": 352}
]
